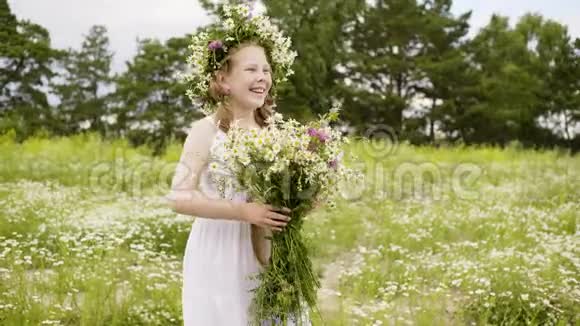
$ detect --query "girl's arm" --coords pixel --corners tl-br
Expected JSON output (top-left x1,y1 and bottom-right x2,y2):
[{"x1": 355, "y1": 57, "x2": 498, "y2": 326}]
[{"x1": 165, "y1": 118, "x2": 244, "y2": 221}]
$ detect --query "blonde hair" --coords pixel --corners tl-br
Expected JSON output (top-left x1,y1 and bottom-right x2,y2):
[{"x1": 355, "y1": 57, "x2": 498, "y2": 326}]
[{"x1": 208, "y1": 41, "x2": 275, "y2": 133}]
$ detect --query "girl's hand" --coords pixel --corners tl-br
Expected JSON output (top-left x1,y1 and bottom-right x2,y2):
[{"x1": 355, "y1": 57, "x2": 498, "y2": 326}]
[{"x1": 240, "y1": 202, "x2": 292, "y2": 232}]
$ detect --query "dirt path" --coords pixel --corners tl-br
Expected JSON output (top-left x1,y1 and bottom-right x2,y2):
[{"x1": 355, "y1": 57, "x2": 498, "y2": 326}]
[
  {"x1": 317, "y1": 259, "x2": 343, "y2": 314},
  {"x1": 316, "y1": 251, "x2": 356, "y2": 317}
]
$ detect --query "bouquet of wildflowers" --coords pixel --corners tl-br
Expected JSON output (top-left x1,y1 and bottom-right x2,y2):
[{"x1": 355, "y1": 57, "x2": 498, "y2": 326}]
[{"x1": 223, "y1": 105, "x2": 361, "y2": 324}]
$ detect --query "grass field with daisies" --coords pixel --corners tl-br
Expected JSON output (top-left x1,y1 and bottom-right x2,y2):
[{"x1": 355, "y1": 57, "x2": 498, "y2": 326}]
[{"x1": 0, "y1": 131, "x2": 578, "y2": 325}]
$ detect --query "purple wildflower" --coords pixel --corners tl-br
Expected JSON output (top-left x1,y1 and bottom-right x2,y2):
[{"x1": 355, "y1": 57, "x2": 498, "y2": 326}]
[
  {"x1": 317, "y1": 130, "x2": 330, "y2": 143},
  {"x1": 307, "y1": 127, "x2": 330, "y2": 144},
  {"x1": 208, "y1": 40, "x2": 223, "y2": 51},
  {"x1": 328, "y1": 159, "x2": 338, "y2": 170},
  {"x1": 247, "y1": 0, "x2": 256, "y2": 19}
]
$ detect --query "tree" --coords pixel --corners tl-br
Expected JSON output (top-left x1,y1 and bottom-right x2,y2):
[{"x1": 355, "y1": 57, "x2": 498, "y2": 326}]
[
  {"x1": 340, "y1": 0, "x2": 427, "y2": 132},
  {"x1": 112, "y1": 36, "x2": 197, "y2": 154},
  {"x1": 462, "y1": 14, "x2": 579, "y2": 147},
  {"x1": 263, "y1": 0, "x2": 366, "y2": 121},
  {"x1": 413, "y1": 0, "x2": 474, "y2": 143},
  {"x1": 542, "y1": 38, "x2": 580, "y2": 146},
  {"x1": 464, "y1": 15, "x2": 544, "y2": 145},
  {"x1": 51, "y1": 25, "x2": 114, "y2": 136},
  {"x1": 0, "y1": 0, "x2": 63, "y2": 138},
  {"x1": 0, "y1": 0, "x2": 17, "y2": 42}
]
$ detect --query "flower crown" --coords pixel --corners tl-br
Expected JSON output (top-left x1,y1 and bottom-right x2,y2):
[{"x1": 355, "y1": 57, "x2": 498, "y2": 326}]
[{"x1": 183, "y1": 3, "x2": 298, "y2": 116}]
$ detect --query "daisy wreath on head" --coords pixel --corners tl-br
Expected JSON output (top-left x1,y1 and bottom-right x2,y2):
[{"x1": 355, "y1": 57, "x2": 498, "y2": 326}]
[{"x1": 182, "y1": 3, "x2": 298, "y2": 116}]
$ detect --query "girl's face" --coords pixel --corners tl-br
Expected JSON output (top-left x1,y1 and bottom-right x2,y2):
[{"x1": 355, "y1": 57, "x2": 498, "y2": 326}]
[{"x1": 220, "y1": 45, "x2": 273, "y2": 110}]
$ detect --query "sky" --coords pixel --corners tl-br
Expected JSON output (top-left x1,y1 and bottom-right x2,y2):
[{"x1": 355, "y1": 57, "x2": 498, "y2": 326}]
[{"x1": 8, "y1": 0, "x2": 580, "y2": 73}]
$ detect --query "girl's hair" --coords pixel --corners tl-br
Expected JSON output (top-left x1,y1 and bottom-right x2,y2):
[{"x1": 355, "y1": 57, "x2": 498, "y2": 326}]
[{"x1": 208, "y1": 41, "x2": 275, "y2": 133}]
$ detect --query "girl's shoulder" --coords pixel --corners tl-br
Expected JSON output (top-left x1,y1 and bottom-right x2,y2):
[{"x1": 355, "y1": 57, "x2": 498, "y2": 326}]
[
  {"x1": 180, "y1": 115, "x2": 221, "y2": 158},
  {"x1": 188, "y1": 114, "x2": 219, "y2": 134}
]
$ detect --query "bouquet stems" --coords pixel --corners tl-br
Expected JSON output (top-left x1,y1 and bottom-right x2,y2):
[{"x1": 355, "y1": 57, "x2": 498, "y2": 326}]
[{"x1": 250, "y1": 200, "x2": 320, "y2": 325}]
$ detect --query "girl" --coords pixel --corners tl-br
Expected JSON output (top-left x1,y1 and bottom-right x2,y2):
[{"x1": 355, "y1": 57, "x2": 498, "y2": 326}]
[{"x1": 167, "y1": 40, "x2": 302, "y2": 325}]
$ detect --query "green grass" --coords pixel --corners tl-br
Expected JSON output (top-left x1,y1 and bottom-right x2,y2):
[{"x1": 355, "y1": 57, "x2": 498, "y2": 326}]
[{"x1": 0, "y1": 133, "x2": 578, "y2": 325}]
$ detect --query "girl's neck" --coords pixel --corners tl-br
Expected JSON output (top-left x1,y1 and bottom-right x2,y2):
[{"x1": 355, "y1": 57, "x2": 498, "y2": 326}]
[
  {"x1": 210, "y1": 107, "x2": 261, "y2": 130},
  {"x1": 231, "y1": 108, "x2": 258, "y2": 129}
]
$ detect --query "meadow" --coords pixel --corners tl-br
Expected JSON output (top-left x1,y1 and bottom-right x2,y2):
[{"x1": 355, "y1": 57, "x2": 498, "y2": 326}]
[{"x1": 0, "y1": 132, "x2": 578, "y2": 325}]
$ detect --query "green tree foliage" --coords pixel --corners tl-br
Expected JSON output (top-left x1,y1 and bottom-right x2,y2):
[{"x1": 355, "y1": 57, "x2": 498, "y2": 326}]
[
  {"x1": 51, "y1": 25, "x2": 114, "y2": 136},
  {"x1": 112, "y1": 36, "x2": 199, "y2": 155},
  {"x1": 532, "y1": 20, "x2": 580, "y2": 147},
  {"x1": 0, "y1": 0, "x2": 63, "y2": 139},
  {"x1": 1, "y1": 0, "x2": 579, "y2": 152},
  {"x1": 263, "y1": 0, "x2": 366, "y2": 120},
  {"x1": 340, "y1": 0, "x2": 425, "y2": 131},
  {"x1": 336, "y1": 0, "x2": 475, "y2": 144},
  {"x1": 413, "y1": 0, "x2": 474, "y2": 143},
  {"x1": 467, "y1": 14, "x2": 578, "y2": 146}
]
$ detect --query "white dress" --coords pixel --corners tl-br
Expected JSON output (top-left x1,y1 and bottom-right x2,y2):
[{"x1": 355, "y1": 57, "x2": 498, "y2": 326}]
[{"x1": 181, "y1": 124, "x2": 311, "y2": 326}]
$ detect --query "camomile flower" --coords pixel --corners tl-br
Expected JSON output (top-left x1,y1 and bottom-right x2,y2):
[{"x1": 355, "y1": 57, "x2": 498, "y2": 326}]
[
  {"x1": 209, "y1": 161, "x2": 219, "y2": 172},
  {"x1": 223, "y1": 18, "x2": 235, "y2": 30},
  {"x1": 240, "y1": 154, "x2": 251, "y2": 166},
  {"x1": 254, "y1": 137, "x2": 265, "y2": 147},
  {"x1": 232, "y1": 147, "x2": 241, "y2": 157},
  {"x1": 265, "y1": 150, "x2": 275, "y2": 162}
]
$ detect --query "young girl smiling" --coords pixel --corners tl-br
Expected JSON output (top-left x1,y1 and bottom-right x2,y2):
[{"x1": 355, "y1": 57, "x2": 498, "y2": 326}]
[{"x1": 166, "y1": 4, "x2": 308, "y2": 325}]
